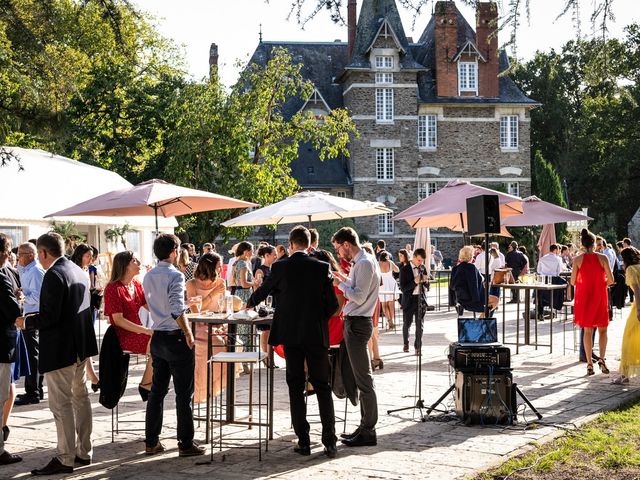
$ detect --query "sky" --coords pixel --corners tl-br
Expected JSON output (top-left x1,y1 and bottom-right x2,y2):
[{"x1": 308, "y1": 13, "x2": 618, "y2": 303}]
[{"x1": 131, "y1": 0, "x2": 639, "y2": 87}]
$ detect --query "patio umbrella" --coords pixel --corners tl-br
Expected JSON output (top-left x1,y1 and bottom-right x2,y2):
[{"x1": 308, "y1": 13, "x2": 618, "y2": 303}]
[
  {"x1": 221, "y1": 191, "x2": 392, "y2": 227},
  {"x1": 48, "y1": 179, "x2": 257, "y2": 233},
  {"x1": 393, "y1": 179, "x2": 523, "y2": 231},
  {"x1": 502, "y1": 196, "x2": 592, "y2": 227},
  {"x1": 413, "y1": 227, "x2": 431, "y2": 274},
  {"x1": 537, "y1": 224, "x2": 557, "y2": 258}
]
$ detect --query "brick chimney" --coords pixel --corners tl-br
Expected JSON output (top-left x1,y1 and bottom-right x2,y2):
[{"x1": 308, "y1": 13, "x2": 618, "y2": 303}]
[
  {"x1": 476, "y1": 2, "x2": 499, "y2": 97},
  {"x1": 348, "y1": 0, "x2": 357, "y2": 60},
  {"x1": 434, "y1": 1, "x2": 458, "y2": 97},
  {"x1": 209, "y1": 43, "x2": 219, "y2": 80}
]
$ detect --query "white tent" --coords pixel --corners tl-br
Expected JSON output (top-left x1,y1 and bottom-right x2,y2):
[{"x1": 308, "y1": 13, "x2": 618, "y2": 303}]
[{"x1": 0, "y1": 147, "x2": 176, "y2": 263}]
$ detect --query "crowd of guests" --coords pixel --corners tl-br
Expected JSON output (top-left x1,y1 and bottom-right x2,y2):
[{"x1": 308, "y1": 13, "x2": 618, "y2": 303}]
[{"x1": 2, "y1": 225, "x2": 640, "y2": 472}]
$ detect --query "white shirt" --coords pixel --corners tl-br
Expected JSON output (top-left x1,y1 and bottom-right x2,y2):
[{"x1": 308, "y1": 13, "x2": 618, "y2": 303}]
[
  {"x1": 537, "y1": 253, "x2": 564, "y2": 276},
  {"x1": 474, "y1": 252, "x2": 486, "y2": 272}
]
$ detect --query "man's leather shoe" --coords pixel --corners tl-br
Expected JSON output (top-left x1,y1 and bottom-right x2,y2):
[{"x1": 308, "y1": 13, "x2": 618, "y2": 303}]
[
  {"x1": 340, "y1": 428, "x2": 360, "y2": 440},
  {"x1": 178, "y1": 441, "x2": 205, "y2": 457},
  {"x1": 14, "y1": 394, "x2": 39, "y2": 406},
  {"x1": 0, "y1": 450, "x2": 22, "y2": 465},
  {"x1": 74, "y1": 455, "x2": 91, "y2": 466},
  {"x1": 293, "y1": 443, "x2": 311, "y2": 456},
  {"x1": 341, "y1": 431, "x2": 377, "y2": 447},
  {"x1": 31, "y1": 457, "x2": 73, "y2": 475},
  {"x1": 323, "y1": 443, "x2": 338, "y2": 458},
  {"x1": 145, "y1": 442, "x2": 165, "y2": 455},
  {"x1": 402, "y1": 344, "x2": 409, "y2": 353}
]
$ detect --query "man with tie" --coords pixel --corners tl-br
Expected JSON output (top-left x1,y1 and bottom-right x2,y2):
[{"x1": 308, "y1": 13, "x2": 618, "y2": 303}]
[{"x1": 399, "y1": 248, "x2": 429, "y2": 355}]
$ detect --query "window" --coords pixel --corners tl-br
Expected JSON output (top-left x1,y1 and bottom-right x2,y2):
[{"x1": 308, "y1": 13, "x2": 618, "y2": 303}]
[
  {"x1": 506, "y1": 182, "x2": 520, "y2": 197},
  {"x1": 336, "y1": 191, "x2": 347, "y2": 198},
  {"x1": 458, "y1": 62, "x2": 478, "y2": 93},
  {"x1": 375, "y1": 55, "x2": 393, "y2": 69},
  {"x1": 375, "y1": 72, "x2": 393, "y2": 85},
  {"x1": 376, "y1": 148, "x2": 394, "y2": 182},
  {"x1": 418, "y1": 115, "x2": 437, "y2": 148},
  {"x1": 125, "y1": 231, "x2": 140, "y2": 256},
  {"x1": 378, "y1": 212, "x2": 394, "y2": 235},
  {"x1": 418, "y1": 182, "x2": 438, "y2": 200},
  {"x1": 0, "y1": 227, "x2": 23, "y2": 248},
  {"x1": 500, "y1": 115, "x2": 519, "y2": 149},
  {"x1": 376, "y1": 88, "x2": 394, "y2": 122}
]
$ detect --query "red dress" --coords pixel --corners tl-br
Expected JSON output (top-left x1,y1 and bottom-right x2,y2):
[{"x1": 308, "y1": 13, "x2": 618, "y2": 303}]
[
  {"x1": 573, "y1": 253, "x2": 609, "y2": 329},
  {"x1": 328, "y1": 285, "x2": 345, "y2": 346},
  {"x1": 104, "y1": 280, "x2": 150, "y2": 354}
]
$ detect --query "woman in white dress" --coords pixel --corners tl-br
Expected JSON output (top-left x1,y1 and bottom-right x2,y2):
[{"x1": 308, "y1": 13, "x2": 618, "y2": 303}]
[{"x1": 378, "y1": 251, "x2": 400, "y2": 329}]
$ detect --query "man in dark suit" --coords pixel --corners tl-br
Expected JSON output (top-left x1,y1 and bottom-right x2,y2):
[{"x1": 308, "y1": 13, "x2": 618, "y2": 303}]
[
  {"x1": 17, "y1": 232, "x2": 98, "y2": 475},
  {"x1": 247, "y1": 225, "x2": 339, "y2": 458},
  {"x1": 399, "y1": 248, "x2": 429, "y2": 355},
  {"x1": 505, "y1": 241, "x2": 527, "y2": 303},
  {"x1": 0, "y1": 233, "x2": 23, "y2": 465}
]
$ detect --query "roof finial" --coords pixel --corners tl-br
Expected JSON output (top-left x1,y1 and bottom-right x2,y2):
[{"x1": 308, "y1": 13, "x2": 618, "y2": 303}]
[{"x1": 259, "y1": 23, "x2": 263, "y2": 43}]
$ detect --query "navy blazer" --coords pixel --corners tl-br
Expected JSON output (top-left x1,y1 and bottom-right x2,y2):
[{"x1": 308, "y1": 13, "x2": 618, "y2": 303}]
[
  {"x1": 247, "y1": 251, "x2": 338, "y2": 348},
  {"x1": 450, "y1": 261, "x2": 485, "y2": 311},
  {"x1": 25, "y1": 257, "x2": 98, "y2": 373},
  {"x1": 0, "y1": 266, "x2": 21, "y2": 364}
]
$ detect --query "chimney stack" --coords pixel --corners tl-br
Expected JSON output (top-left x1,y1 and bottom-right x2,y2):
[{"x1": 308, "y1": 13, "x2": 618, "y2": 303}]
[
  {"x1": 476, "y1": 2, "x2": 499, "y2": 97},
  {"x1": 434, "y1": 1, "x2": 458, "y2": 97},
  {"x1": 348, "y1": 0, "x2": 357, "y2": 60},
  {"x1": 209, "y1": 43, "x2": 219, "y2": 80}
]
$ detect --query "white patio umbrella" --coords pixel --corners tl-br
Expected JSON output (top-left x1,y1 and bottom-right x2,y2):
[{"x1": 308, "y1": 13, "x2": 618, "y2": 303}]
[{"x1": 221, "y1": 191, "x2": 392, "y2": 227}]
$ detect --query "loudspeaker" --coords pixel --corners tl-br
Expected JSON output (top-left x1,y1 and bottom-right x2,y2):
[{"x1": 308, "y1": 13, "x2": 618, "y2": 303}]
[
  {"x1": 454, "y1": 370, "x2": 515, "y2": 425},
  {"x1": 466, "y1": 195, "x2": 500, "y2": 236}
]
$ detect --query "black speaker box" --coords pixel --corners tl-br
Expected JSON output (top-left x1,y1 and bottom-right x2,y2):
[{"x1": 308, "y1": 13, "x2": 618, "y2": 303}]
[
  {"x1": 466, "y1": 195, "x2": 501, "y2": 236},
  {"x1": 454, "y1": 370, "x2": 515, "y2": 425}
]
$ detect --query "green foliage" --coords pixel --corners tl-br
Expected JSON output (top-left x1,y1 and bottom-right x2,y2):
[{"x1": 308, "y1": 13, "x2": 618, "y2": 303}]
[
  {"x1": 532, "y1": 151, "x2": 568, "y2": 242},
  {"x1": 512, "y1": 26, "x2": 640, "y2": 239},
  {"x1": 49, "y1": 220, "x2": 85, "y2": 254},
  {"x1": 104, "y1": 223, "x2": 137, "y2": 250},
  {"x1": 160, "y1": 48, "x2": 357, "y2": 245},
  {"x1": 314, "y1": 218, "x2": 357, "y2": 251}
]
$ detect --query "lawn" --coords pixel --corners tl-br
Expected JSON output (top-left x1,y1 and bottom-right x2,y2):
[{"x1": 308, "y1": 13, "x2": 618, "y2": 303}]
[{"x1": 474, "y1": 398, "x2": 640, "y2": 480}]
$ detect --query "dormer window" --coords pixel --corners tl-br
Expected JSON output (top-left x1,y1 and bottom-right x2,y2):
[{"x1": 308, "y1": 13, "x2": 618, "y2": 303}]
[
  {"x1": 375, "y1": 55, "x2": 394, "y2": 69},
  {"x1": 458, "y1": 62, "x2": 478, "y2": 94}
]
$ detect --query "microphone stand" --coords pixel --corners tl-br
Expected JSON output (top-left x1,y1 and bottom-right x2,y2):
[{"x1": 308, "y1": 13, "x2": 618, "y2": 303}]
[{"x1": 388, "y1": 267, "x2": 427, "y2": 421}]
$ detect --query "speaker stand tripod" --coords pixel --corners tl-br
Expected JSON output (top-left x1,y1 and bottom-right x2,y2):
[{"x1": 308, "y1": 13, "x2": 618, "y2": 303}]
[
  {"x1": 387, "y1": 275, "x2": 427, "y2": 421},
  {"x1": 514, "y1": 384, "x2": 543, "y2": 420}
]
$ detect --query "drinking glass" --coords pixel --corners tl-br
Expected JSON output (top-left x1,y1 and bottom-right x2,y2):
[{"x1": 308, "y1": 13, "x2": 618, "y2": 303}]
[
  {"x1": 265, "y1": 295, "x2": 273, "y2": 309},
  {"x1": 189, "y1": 295, "x2": 202, "y2": 313},
  {"x1": 226, "y1": 295, "x2": 234, "y2": 314}
]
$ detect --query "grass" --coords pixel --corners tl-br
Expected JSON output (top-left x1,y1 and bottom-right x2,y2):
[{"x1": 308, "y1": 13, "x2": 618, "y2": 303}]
[{"x1": 475, "y1": 398, "x2": 640, "y2": 479}]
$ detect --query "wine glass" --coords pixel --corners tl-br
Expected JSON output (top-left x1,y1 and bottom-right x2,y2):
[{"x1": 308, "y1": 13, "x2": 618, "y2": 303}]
[
  {"x1": 189, "y1": 295, "x2": 203, "y2": 313},
  {"x1": 265, "y1": 295, "x2": 273, "y2": 309}
]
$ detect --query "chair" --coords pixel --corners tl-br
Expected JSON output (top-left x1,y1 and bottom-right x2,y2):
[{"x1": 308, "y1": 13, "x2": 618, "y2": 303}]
[
  {"x1": 208, "y1": 349, "x2": 269, "y2": 461},
  {"x1": 562, "y1": 300, "x2": 577, "y2": 355},
  {"x1": 110, "y1": 352, "x2": 146, "y2": 442}
]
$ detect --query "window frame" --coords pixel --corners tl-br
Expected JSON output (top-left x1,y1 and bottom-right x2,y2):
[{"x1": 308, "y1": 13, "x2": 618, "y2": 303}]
[
  {"x1": 500, "y1": 115, "x2": 519, "y2": 150},
  {"x1": 417, "y1": 181, "x2": 438, "y2": 201},
  {"x1": 506, "y1": 181, "x2": 520, "y2": 197},
  {"x1": 375, "y1": 87, "x2": 394, "y2": 123},
  {"x1": 375, "y1": 55, "x2": 394, "y2": 69},
  {"x1": 458, "y1": 61, "x2": 478, "y2": 95},
  {"x1": 378, "y1": 212, "x2": 394, "y2": 235},
  {"x1": 376, "y1": 147, "x2": 394, "y2": 183},
  {"x1": 418, "y1": 114, "x2": 438, "y2": 149}
]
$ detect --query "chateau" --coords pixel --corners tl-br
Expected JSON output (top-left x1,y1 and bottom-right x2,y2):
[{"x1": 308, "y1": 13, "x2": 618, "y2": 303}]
[{"x1": 221, "y1": 0, "x2": 538, "y2": 253}]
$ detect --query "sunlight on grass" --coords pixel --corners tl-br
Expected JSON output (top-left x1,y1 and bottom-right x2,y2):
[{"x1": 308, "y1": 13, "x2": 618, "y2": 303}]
[{"x1": 474, "y1": 398, "x2": 640, "y2": 479}]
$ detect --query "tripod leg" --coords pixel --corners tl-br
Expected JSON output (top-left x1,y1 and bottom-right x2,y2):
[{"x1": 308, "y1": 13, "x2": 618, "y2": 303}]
[
  {"x1": 424, "y1": 384, "x2": 455, "y2": 417},
  {"x1": 515, "y1": 385, "x2": 543, "y2": 420}
]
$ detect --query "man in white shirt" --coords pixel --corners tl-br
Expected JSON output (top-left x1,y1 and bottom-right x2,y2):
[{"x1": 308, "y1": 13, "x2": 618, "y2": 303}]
[
  {"x1": 474, "y1": 243, "x2": 486, "y2": 273},
  {"x1": 537, "y1": 244, "x2": 564, "y2": 276},
  {"x1": 490, "y1": 242, "x2": 505, "y2": 266}
]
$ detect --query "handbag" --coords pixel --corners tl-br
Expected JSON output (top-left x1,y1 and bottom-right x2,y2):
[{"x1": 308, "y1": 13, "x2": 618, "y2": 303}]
[{"x1": 492, "y1": 268, "x2": 514, "y2": 285}]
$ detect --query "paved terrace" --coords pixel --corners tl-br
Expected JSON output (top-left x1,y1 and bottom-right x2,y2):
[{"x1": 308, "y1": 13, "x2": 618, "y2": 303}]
[{"x1": 4, "y1": 295, "x2": 639, "y2": 479}]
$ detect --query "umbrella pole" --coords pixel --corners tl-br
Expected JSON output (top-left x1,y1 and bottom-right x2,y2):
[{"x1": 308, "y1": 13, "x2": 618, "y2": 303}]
[
  {"x1": 154, "y1": 204, "x2": 159, "y2": 237},
  {"x1": 460, "y1": 213, "x2": 468, "y2": 245},
  {"x1": 484, "y1": 233, "x2": 491, "y2": 320},
  {"x1": 308, "y1": 215, "x2": 312, "y2": 228}
]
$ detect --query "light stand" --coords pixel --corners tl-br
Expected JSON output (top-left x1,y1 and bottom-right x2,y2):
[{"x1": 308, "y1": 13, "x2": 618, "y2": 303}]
[{"x1": 387, "y1": 269, "x2": 427, "y2": 421}]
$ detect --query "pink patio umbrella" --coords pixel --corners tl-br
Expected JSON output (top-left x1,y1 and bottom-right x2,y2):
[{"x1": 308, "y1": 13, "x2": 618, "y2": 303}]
[
  {"x1": 48, "y1": 179, "x2": 257, "y2": 233},
  {"x1": 393, "y1": 179, "x2": 523, "y2": 231},
  {"x1": 537, "y1": 224, "x2": 557, "y2": 258}
]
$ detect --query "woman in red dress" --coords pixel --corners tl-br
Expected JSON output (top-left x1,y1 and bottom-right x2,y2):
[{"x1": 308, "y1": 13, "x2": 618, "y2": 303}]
[
  {"x1": 103, "y1": 251, "x2": 154, "y2": 400},
  {"x1": 571, "y1": 229, "x2": 614, "y2": 376}
]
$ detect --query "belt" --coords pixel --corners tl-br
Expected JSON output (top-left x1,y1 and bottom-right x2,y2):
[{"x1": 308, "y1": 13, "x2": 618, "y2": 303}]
[
  {"x1": 153, "y1": 329, "x2": 184, "y2": 336},
  {"x1": 344, "y1": 315, "x2": 371, "y2": 320}
]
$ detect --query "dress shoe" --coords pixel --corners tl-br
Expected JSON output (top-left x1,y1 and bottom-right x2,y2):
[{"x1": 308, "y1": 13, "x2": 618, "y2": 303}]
[
  {"x1": 31, "y1": 457, "x2": 73, "y2": 475},
  {"x1": 91, "y1": 382, "x2": 100, "y2": 393},
  {"x1": 74, "y1": 455, "x2": 91, "y2": 466},
  {"x1": 14, "y1": 394, "x2": 39, "y2": 406},
  {"x1": 340, "y1": 428, "x2": 360, "y2": 440},
  {"x1": 426, "y1": 305, "x2": 435, "y2": 311},
  {"x1": 178, "y1": 441, "x2": 205, "y2": 457},
  {"x1": 341, "y1": 430, "x2": 377, "y2": 447},
  {"x1": 145, "y1": 441, "x2": 165, "y2": 455},
  {"x1": 0, "y1": 450, "x2": 21, "y2": 465},
  {"x1": 402, "y1": 344, "x2": 409, "y2": 353},
  {"x1": 323, "y1": 443, "x2": 338, "y2": 458},
  {"x1": 293, "y1": 443, "x2": 311, "y2": 456}
]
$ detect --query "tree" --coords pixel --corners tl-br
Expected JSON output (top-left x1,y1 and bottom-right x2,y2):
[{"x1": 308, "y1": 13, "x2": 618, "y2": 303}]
[
  {"x1": 532, "y1": 151, "x2": 568, "y2": 241},
  {"x1": 49, "y1": 221, "x2": 86, "y2": 254},
  {"x1": 160, "y1": 48, "x2": 357, "y2": 245}
]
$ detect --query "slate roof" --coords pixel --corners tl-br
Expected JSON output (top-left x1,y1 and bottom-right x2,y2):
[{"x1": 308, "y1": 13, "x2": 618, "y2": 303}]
[{"x1": 346, "y1": 0, "x2": 424, "y2": 70}]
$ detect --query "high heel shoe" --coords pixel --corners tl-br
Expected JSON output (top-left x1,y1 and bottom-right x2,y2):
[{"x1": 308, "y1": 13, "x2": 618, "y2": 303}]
[
  {"x1": 91, "y1": 382, "x2": 100, "y2": 393},
  {"x1": 138, "y1": 383, "x2": 152, "y2": 402},
  {"x1": 587, "y1": 364, "x2": 595, "y2": 376},
  {"x1": 598, "y1": 358, "x2": 610, "y2": 374},
  {"x1": 371, "y1": 358, "x2": 384, "y2": 371}
]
